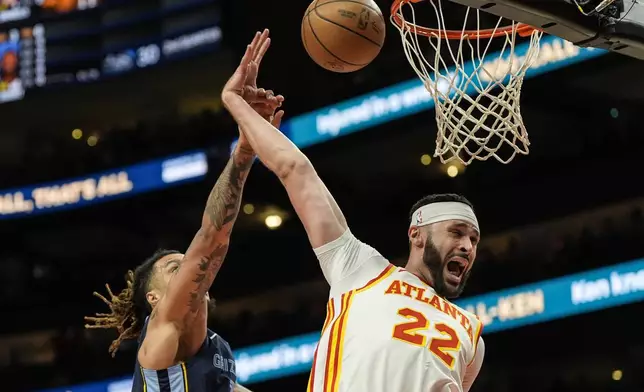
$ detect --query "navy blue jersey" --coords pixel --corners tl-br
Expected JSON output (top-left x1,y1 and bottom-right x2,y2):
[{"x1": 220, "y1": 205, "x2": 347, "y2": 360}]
[{"x1": 131, "y1": 318, "x2": 236, "y2": 392}]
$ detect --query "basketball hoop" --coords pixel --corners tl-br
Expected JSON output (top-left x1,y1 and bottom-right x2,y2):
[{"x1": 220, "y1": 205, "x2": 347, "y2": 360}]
[{"x1": 390, "y1": 0, "x2": 543, "y2": 165}]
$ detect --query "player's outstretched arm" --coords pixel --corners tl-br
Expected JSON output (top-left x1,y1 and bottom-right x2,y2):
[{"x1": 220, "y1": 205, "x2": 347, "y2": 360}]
[
  {"x1": 225, "y1": 93, "x2": 390, "y2": 290},
  {"x1": 223, "y1": 91, "x2": 346, "y2": 249},
  {"x1": 138, "y1": 142, "x2": 256, "y2": 369},
  {"x1": 222, "y1": 30, "x2": 388, "y2": 290},
  {"x1": 164, "y1": 143, "x2": 253, "y2": 315},
  {"x1": 220, "y1": 38, "x2": 346, "y2": 249},
  {"x1": 145, "y1": 32, "x2": 280, "y2": 349}
]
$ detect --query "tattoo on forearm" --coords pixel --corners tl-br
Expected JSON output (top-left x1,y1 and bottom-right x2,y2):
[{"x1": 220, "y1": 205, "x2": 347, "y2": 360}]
[
  {"x1": 188, "y1": 246, "x2": 228, "y2": 313},
  {"x1": 186, "y1": 147, "x2": 253, "y2": 313},
  {"x1": 207, "y1": 147, "x2": 254, "y2": 231}
]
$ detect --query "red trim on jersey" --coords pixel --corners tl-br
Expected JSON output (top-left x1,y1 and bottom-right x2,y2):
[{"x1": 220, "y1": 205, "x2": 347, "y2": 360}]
[
  {"x1": 400, "y1": 267, "x2": 432, "y2": 286},
  {"x1": 328, "y1": 291, "x2": 354, "y2": 392},
  {"x1": 307, "y1": 347, "x2": 319, "y2": 392},
  {"x1": 315, "y1": 264, "x2": 397, "y2": 392},
  {"x1": 308, "y1": 300, "x2": 336, "y2": 392},
  {"x1": 323, "y1": 293, "x2": 347, "y2": 392},
  {"x1": 356, "y1": 263, "x2": 396, "y2": 292}
]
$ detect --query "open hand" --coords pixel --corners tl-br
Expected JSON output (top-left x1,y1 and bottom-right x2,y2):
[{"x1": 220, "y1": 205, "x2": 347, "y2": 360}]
[
  {"x1": 226, "y1": 29, "x2": 285, "y2": 152},
  {"x1": 222, "y1": 29, "x2": 283, "y2": 110},
  {"x1": 244, "y1": 30, "x2": 284, "y2": 124}
]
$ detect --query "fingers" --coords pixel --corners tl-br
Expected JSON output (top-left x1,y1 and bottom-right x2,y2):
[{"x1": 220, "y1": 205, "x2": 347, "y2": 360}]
[
  {"x1": 252, "y1": 29, "x2": 270, "y2": 64},
  {"x1": 250, "y1": 103, "x2": 284, "y2": 128},
  {"x1": 237, "y1": 44, "x2": 253, "y2": 77},
  {"x1": 243, "y1": 86, "x2": 283, "y2": 106},
  {"x1": 271, "y1": 110, "x2": 285, "y2": 129},
  {"x1": 263, "y1": 89, "x2": 285, "y2": 106},
  {"x1": 251, "y1": 102, "x2": 275, "y2": 118},
  {"x1": 244, "y1": 29, "x2": 270, "y2": 86},
  {"x1": 248, "y1": 31, "x2": 261, "y2": 55},
  {"x1": 253, "y1": 95, "x2": 282, "y2": 108},
  {"x1": 274, "y1": 94, "x2": 285, "y2": 105},
  {"x1": 255, "y1": 36, "x2": 271, "y2": 66},
  {"x1": 246, "y1": 61, "x2": 259, "y2": 86}
]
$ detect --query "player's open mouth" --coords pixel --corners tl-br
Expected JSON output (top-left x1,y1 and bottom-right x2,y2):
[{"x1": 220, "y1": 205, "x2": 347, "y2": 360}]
[{"x1": 445, "y1": 257, "x2": 467, "y2": 285}]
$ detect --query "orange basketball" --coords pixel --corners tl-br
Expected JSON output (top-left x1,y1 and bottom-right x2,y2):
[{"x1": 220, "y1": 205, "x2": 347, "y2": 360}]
[{"x1": 301, "y1": 0, "x2": 386, "y2": 73}]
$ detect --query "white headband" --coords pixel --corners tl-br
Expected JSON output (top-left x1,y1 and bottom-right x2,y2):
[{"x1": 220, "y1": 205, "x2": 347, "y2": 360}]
[{"x1": 410, "y1": 202, "x2": 480, "y2": 233}]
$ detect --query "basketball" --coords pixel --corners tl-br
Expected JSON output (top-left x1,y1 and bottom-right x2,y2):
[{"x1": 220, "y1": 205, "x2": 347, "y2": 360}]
[{"x1": 301, "y1": 0, "x2": 386, "y2": 73}]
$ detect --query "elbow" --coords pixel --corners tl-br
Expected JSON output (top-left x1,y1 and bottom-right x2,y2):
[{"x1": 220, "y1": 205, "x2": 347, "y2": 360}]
[
  {"x1": 275, "y1": 152, "x2": 313, "y2": 180},
  {"x1": 196, "y1": 224, "x2": 230, "y2": 247}
]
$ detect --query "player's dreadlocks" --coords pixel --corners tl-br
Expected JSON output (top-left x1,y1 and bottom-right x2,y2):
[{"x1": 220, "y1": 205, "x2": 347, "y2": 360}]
[{"x1": 84, "y1": 249, "x2": 181, "y2": 357}]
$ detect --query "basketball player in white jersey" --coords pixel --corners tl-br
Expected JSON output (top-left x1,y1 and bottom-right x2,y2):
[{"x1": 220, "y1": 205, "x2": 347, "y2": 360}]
[{"x1": 221, "y1": 30, "x2": 484, "y2": 392}]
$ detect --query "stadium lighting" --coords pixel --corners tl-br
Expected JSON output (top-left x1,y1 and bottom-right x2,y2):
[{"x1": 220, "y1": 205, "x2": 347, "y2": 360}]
[
  {"x1": 243, "y1": 203, "x2": 255, "y2": 215},
  {"x1": 446, "y1": 165, "x2": 459, "y2": 177},
  {"x1": 265, "y1": 214, "x2": 282, "y2": 229},
  {"x1": 612, "y1": 370, "x2": 622, "y2": 381}
]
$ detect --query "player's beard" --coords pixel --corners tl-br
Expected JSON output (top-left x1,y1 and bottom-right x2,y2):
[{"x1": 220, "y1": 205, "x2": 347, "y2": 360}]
[{"x1": 422, "y1": 235, "x2": 471, "y2": 299}]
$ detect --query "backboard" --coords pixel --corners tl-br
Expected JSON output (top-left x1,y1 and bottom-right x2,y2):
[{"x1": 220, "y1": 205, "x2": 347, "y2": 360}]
[{"x1": 446, "y1": 0, "x2": 644, "y2": 60}]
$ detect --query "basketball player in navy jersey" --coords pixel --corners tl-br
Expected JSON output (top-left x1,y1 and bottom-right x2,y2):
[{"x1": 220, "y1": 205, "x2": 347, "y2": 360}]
[{"x1": 85, "y1": 30, "x2": 282, "y2": 392}]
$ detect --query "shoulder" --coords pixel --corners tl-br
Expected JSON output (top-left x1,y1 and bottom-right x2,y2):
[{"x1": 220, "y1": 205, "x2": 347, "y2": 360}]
[
  {"x1": 448, "y1": 301, "x2": 484, "y2": 332},
  {"x1": 316, "y1": 228, "x2": 392, "y2": 292},
  {"x1": 209, "y1": 331, "x2": 233, "y2": 353},
  {"x1": 330, "y1": 259, "x2": 395, "y2": 296},
  {"x1": 451, "y1": 301, "x2": 478, "y2": 321}
]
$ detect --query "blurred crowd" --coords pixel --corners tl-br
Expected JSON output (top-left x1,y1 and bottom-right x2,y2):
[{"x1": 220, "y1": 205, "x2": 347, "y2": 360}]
[{"x1": 1, "y1": 108, "x2": 236, "y2": 189}]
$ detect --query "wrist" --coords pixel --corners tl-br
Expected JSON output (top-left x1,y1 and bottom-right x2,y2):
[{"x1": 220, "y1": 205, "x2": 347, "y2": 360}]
[
  {"x1": 221, "y1": 91, "x2": 240, "y2": 108},
  {"x1": 233, "y1": 141, "x2": 254, "y2": 159}
]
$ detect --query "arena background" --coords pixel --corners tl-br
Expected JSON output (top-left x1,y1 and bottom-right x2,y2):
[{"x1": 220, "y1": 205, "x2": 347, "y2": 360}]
[{"x1": 1, "y1": 0, "x2": 643, "y2": 391}]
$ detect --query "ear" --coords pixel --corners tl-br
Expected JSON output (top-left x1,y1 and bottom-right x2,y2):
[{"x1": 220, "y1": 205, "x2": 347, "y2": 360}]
[
  {"x1": 408, "y1": 226, "x2": 425, "y2": 249},
  {"x1": 146, "y1": 290, "x2": 161, "y2": 308}
]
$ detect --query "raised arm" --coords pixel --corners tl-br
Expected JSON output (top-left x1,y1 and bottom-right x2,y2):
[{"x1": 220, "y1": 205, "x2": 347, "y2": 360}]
[
  {"x1": 152, "y1": 31, "x2": 281, "y2": 329},
  {"x1": 138, "y1": 142, "x2": 255, "y2": 369},
  {"x1": 224, "y1": 92, "x2": 346, "y2": 248},
  {"x1": 221, "y1": 30, "x2": 391, "y2": 291},
  {"x1": 222, "y1": 90, "x2": 394, "y2": 291},
  {"x1": 156, "y1": 143, "x2": 253, "y2": 322},
  {"x1": 140, "y1": 33, "x2": 281, "y2": 368}
]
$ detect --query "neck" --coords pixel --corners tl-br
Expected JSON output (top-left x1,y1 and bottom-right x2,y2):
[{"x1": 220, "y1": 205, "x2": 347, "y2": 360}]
[{"x1": 405, "y1": 255, "x2": 434, "y2": 287}]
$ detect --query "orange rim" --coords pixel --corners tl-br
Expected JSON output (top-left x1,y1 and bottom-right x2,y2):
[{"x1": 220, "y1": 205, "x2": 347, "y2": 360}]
[{"x1": 391, "y1": 0, "x2": 538, "y2": 39}]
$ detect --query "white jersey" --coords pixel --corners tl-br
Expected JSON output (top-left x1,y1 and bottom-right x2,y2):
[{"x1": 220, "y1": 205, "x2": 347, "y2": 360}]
[{"x1": 307, "y1": 230, "x2": 485, "y2": 392}]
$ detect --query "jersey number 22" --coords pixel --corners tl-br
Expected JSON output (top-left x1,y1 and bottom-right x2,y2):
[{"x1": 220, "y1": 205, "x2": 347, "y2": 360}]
[{"x1": 392, "y1": 307, "x2": 461, "y2": 369}]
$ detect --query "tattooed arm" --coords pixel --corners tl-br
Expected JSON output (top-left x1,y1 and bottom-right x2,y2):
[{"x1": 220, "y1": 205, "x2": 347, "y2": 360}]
[
  {"x1": 138, "y1": 143, "x2": 254, "y2": 369},
  {"x1": 162, "y1": 142, "x2": 254, "y2": 318}
]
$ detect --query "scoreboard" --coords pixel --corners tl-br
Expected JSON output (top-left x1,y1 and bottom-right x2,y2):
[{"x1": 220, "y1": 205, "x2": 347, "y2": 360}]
[{"x1": 0, "y1": 0, "x2": 222, "y2": 103}]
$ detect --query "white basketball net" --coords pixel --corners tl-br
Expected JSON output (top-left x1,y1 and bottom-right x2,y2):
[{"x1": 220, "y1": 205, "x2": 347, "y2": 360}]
[{"x1": 391, "y1": 0, "x2": 543, "y2": 165}]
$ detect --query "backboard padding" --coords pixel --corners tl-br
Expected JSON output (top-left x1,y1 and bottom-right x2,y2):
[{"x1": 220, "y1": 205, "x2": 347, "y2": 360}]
[{"x1": 447, "y1": 0, "x2": 644, "y2": 60}]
